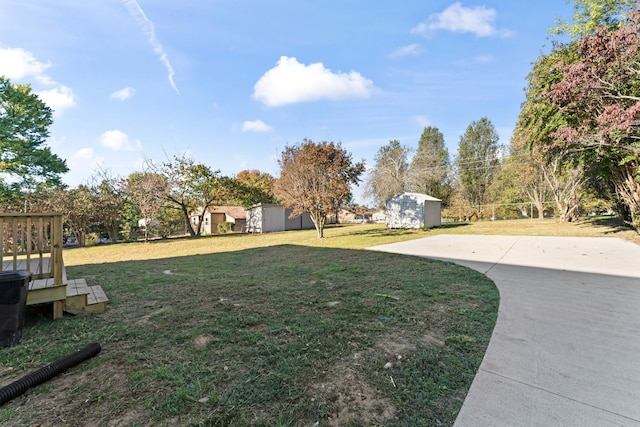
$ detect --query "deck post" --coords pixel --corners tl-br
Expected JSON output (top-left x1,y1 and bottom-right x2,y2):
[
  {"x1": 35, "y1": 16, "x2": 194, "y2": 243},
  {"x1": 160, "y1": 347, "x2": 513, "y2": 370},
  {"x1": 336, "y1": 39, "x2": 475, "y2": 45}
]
[
  {"x1": 51, "y1": 214, "x2": 64, "y2": 319},
  {"x1": 51, "y1": 214, "x2": 64, "y2": 286}
]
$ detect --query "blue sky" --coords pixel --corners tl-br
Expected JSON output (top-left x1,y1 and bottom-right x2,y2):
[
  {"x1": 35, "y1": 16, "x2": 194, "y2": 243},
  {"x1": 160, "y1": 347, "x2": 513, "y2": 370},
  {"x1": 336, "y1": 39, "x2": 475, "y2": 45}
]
[{"x1": 0, "y1": 1, "x2": 573, "y2": 204}]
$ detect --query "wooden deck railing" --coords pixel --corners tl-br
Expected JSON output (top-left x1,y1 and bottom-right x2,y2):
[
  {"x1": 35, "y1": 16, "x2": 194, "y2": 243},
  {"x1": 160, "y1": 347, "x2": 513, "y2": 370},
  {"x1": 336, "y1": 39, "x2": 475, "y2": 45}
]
[{"x1": 0, "y1": 213, "x2": 64, "y2": 285}]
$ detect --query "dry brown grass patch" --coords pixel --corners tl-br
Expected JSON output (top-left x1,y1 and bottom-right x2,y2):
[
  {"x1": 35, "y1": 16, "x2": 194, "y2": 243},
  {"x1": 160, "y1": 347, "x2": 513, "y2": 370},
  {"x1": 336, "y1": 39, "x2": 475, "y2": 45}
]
[{"x1": 311, "y1": 363, "x2": 397, "y2": 426}]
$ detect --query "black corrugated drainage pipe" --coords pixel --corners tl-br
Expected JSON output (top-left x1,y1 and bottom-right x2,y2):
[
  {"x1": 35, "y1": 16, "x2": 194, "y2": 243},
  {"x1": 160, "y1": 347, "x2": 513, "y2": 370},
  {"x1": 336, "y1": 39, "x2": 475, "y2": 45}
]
[{"x1": 0, "y1": 342, "x2": 101, "y2": 406}]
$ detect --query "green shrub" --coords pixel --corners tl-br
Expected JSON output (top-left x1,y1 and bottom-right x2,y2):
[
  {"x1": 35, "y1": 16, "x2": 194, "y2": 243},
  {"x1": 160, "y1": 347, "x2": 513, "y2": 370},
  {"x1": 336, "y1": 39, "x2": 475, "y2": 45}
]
[{"x1": 217, "y1": 221, "x2": 233, "y2": 233}]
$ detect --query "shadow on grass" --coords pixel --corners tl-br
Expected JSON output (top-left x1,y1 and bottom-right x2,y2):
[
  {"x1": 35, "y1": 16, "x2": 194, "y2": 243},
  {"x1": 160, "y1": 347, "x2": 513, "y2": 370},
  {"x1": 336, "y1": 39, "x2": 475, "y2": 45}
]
[
  {"x1": 348, "y1": 228, "x2": 417, "y2": 237},
  {"x1": 438, "y1": 222, "x2": 471, "y2": 229},
  {"x1": 6, "y1": 244, "x2": 498, "y2": 427},
  {"x1": 346, "y1": 222, "x2": 469, "y2": 239},
  {"x1": 577, "y1": 215, "x2": 636, "y2": 235}
]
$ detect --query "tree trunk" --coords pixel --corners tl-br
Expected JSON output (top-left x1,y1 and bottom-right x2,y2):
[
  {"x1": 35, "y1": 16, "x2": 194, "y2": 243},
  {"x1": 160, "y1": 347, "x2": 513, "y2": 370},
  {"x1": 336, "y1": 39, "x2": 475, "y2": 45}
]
[
  {"x1": 194, "y1": 207, "x2": 208, "y2": 236},
  {"x1": 527, "y1": 187, "x2": 547, "y2": 219},
  {"x1": 75, "y1": 230, "x2": 86, "y2": 247},
  {"x1": 108, "y1": 224, "x2": 119, "y2": 243},
  {"x1": 180, "y1": 204, "x2": 196, "y2": 236},
  {"x1": 614, "y1": 163, "x2": 640, "y2": 231},
  {"x1": 543, "y1": 159, "x2": 583, "y2": 223},
  {"x1": 520, "y1": 207, "x2": 529, "y2": 218},
  {"x1": 310, "y1": 210, "x2": 325, "y2": 239}
]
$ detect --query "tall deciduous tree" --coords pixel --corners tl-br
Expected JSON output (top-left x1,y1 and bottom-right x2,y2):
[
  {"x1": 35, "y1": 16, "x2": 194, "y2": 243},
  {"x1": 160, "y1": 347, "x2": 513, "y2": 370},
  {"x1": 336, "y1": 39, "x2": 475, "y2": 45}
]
[
  {"x1": 497, "y1": 135, "x2": 551, "y2": 219},
  {"x1": 542, "y1": 157, "x2": 587, "y2": 222},
  {"x1": 408, "y1": 126, "x2": 452, "y2": 204},
  {"x1": 365, "y1": 140, "x2": 411, "y2": 207},
  {"x1": 126, "y1": 172, "x2": 168, "y2": 241},
  {"x1": 456, "y1": 117, "x2": 501, "y2": 219},
  {"x1": 44, "y1": 186, "x2": 95, "y2": 247},
  {"x1": 543, "y1": 9, "x2": 640, "y2": 229},
  {"x1": 517, "y1": 1, "x2": 639, "y2": 226},
  {"x1": 91, "y1": 176, "x2": 126, "y2": 243},
  {"x1": 514, "y1": 42, "x2": 588, "y2": 222},
  {"x1": 233, "y1": 169, "x2": 276, "y2": 207},
  {"x1": 273, "y1": 139, "x2": 364, "y2": 238},
  {"x1": 0, "y1": 76, "x2": 68, "y2": 202},
  {"x1": 552, "y1": 0, "x2": 636, "y2": 38},
  {"x1": 159, "y1": 155, "x2": 230, "y2": 236}
]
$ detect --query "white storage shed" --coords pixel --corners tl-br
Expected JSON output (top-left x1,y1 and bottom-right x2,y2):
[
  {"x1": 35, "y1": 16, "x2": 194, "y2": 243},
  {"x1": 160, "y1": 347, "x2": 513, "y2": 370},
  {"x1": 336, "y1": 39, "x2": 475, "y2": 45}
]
[
  {"x1": 385, "y1": 192, "x2": 442, "y2": 229},
  {"x1": 245, "y1": 203, "x2": 314, "y2": 233}
]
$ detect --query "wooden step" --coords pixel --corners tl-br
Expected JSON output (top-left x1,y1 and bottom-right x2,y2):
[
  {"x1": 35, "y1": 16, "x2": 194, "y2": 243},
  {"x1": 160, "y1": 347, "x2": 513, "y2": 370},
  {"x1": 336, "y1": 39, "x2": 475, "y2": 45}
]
[
  {"x1": 65, "y1": 278, "x2": 109, "y2": 315},
  {"x1": 27, "y1": 278, "x2": 66, "y2": 306}
]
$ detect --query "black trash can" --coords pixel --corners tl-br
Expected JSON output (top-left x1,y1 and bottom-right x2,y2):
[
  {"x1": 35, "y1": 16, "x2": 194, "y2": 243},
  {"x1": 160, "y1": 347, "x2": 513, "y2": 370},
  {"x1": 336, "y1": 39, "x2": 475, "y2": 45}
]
[{"x1": 0, "y1": 270, "x2": 32, "y2": 348}]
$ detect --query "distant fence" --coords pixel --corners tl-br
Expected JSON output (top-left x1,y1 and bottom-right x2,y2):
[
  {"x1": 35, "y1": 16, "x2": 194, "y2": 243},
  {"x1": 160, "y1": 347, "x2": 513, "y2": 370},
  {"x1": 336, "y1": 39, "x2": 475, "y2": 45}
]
[{"x1": 442, "y1": 202, "x2": 558, "y2": 222}]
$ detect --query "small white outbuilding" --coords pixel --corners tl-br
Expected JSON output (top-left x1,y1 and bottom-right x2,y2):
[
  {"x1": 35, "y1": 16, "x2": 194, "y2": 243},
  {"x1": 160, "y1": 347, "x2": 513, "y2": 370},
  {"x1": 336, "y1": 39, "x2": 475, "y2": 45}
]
[
  {"x1": 245, "y1": 203, "x2": 315, "y2": 233},
  {"x1": 385, "y1": 192, "x2": 442, "y2": 229}
]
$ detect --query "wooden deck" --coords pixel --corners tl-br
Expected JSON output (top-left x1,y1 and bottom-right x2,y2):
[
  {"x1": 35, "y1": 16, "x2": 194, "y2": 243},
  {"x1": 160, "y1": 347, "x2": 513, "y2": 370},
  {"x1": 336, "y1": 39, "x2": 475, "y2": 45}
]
[
  {"x1": 2, "y1": 257, "x2": 65, "y2": 281},
  {"x1": 2, "y1": 257, "x2": 109, "y2": 319},
  {"x1": 1, "y1": 212, "x2": 108, "y2": 319},
  {"x1": 2, "y1": 256, "x2": 109, "y2": 318},
  {"x1": 65, "y1": 278, "x2": 109, "y2": 315}
]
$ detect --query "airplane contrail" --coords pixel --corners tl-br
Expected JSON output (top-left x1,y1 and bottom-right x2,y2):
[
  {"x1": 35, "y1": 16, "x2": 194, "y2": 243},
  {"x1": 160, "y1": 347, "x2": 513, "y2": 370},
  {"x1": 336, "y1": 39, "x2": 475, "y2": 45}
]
[{"x1": 123, "y1": 0, "x2": 179, "y2": 94}]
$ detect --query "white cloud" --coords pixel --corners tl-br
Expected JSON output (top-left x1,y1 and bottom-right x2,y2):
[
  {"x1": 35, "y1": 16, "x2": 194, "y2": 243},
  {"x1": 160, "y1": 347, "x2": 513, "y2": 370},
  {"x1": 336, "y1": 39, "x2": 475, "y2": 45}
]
[
  {"x1": 111, "y1": 87, "x2": 135, "y2": 100},
  {"x1": 123, "y1": 0, "x2": 179, "y2": 94},
  {"x1": 100, "y1": 130, "x2": 143, "y2": 151},
  {"x1": 456, "y1": 55, "x2": 496, "y2": 67},
  {"x1": 72, "y1": 148, "x2": 105, "y2": 171},
  {"x1": 36, "y1": 86, "x2": 76, "y2": 116},
  {"x1": 242, "y1": 120, "x2": 273, "y2": 133},
  {"x1": 413, "y1": 115, "x2": 431, "y2": 127},
  {"x1": 253, "y1": 56, "x2": 377, "y2": 107},
  {"x1": 475, "y1": 55, "x2": 494, "y2": 63},
  {"x1": 75, "y1": 147, "x2": 95, "y2": 160},
  {"x1": 0, "y1": 47, "x2": 76, "y2": 115},
  {"x1": 412, "y1": 2, "x2": 514, "y2": 38},
  {"x1": 0, "y1": 47, "x2": 53, "y2": 84},
  {"x1": 389, "y1": 44, "x2": 422, "y2": 59}
]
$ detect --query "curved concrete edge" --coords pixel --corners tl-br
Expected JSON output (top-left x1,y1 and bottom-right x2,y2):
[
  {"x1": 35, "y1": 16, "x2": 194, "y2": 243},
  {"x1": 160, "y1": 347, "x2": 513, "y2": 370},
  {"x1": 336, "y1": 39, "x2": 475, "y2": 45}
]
[{"x1": 369, "y1": 235, "x2": 640, "y2": 427}]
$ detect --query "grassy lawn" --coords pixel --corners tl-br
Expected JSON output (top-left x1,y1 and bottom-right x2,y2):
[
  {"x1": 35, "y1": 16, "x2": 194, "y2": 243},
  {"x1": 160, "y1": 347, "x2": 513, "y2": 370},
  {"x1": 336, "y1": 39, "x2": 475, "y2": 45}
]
[
  {"x1": 435, "y1": 216, "x2": 640, "y2": 244},
  {"x1": 0, "y1": 217, "x2": 636, "y2": 426}
]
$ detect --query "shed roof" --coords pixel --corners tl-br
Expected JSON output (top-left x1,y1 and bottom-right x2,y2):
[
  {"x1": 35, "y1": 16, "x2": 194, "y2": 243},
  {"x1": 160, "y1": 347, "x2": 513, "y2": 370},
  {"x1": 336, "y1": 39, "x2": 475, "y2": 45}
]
[
  {"x1": 386, "y1": 192, "x2": 441, "y2": 203},
  {"x1": 247, "y1": 203, "x2": 286, "y2": 210},
  {"x1": 210, "y1": 206, "x2": 247, "y2": 219}
]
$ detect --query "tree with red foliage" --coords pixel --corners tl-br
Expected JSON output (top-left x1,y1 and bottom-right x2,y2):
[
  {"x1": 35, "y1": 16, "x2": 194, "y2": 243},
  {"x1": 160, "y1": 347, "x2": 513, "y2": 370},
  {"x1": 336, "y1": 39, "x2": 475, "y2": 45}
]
[{"x1": 545, "y1": 9, "x2": 640, "y2": 229}]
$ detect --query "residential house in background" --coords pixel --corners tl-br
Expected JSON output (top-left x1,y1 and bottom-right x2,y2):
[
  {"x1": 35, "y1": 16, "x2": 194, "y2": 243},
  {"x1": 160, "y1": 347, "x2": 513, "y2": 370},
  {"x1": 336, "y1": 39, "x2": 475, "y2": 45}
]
[
  {"x1": 385, "y1": 192, "x2": 441, "y2": 229},
  {"x1": 331, "y1": 208, "x2": 377, "y2": 224},
  {"x1": 190, "y1": 206, "x2": 247, "y2": 234},
  {"x1": 336, "y1": 209, "x2": 357, "y2": 223},
  {"x1": 371, "y1": 210, "x2": 386, "y2": 223},
  {"x1": 137, "y1": 218, "x2": 160, "y2": 229}
]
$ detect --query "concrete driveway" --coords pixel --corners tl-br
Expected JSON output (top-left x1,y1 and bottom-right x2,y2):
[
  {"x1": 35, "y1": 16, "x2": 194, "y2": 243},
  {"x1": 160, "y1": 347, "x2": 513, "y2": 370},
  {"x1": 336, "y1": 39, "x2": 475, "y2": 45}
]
[{"x1": 369, "y1": 235, "x2": 640, "y2": 426}]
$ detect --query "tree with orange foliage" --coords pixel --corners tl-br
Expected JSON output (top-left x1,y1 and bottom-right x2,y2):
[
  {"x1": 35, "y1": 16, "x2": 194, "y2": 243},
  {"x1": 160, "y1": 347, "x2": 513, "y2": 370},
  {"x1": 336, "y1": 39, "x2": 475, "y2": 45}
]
[{"x1": 273, "y1": 140, "x2": 365, "y2": 238}]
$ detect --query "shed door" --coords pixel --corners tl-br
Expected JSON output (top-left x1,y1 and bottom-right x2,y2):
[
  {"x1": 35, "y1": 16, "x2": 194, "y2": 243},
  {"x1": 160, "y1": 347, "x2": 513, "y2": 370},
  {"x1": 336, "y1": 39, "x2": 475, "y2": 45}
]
[{"x1": 401, "y1": 198, "x2": 418, "y2": 228}]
